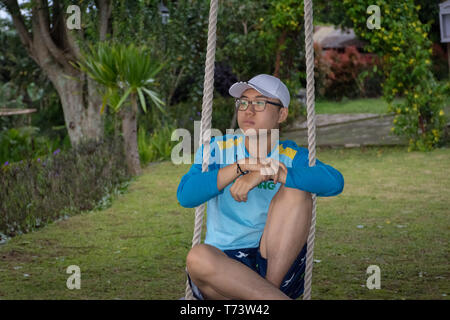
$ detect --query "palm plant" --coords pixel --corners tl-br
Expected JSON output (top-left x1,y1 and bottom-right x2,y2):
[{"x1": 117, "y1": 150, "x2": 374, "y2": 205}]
[{"x1": 78, "y1": 43, "x2": 165, "y2": 175}]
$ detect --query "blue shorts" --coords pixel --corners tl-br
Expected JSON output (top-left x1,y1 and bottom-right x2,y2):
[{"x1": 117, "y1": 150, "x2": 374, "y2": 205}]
[{"x1": 187, "y1": 243, "x2": 307, "y2": 300}]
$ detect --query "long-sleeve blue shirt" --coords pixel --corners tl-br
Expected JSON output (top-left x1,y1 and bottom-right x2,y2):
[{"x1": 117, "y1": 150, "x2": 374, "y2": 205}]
[{"x1": 177, "y1": 133, "x2": 344, "y2": 250}]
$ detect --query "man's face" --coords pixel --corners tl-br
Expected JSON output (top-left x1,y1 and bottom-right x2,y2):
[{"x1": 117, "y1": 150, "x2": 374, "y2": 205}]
[{"x1": 236, "y1": 88, "x2": 288, "y2": 135}]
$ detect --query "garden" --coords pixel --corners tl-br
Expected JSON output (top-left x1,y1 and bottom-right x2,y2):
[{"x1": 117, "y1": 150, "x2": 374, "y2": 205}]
[{"x1": 0, "y1": 0, "x2": 449, "y2": 301}]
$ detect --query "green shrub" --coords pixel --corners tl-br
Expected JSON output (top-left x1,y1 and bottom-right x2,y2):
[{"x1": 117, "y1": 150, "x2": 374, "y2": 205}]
[
  {"x1": 167, "y1": 95, "x2": 235, "y2": 136},
  {"x1": 138, "y1": 126, "x2": 152, "y2": 165},
  {"x1": 168, "y1": 94, "x2": 304, "y2": 141},
  {"x1": 342, "y1": 0, "x2": 448, "y2": 151},
  {"x1": 138, "y1": 123, "x2": 178, "y2": 165},
  {"x1": 314, "y1": 45, "x2": 383, "y2": 100},
  {"x1": 281, "y1": 98, "x2": 305, "y2": 131},
  {"x1": 0, "y1": 126, "x2": 69, "y2": 164},
  {"x1": 211, "y1": 96, "x2": 236, "y2": 133},
  {"x1": 166, "y1": 100, "x2": 199, "y2": 135},
  {"x1": 0, "y1": 136, "x2": 130, "y2": 238}
]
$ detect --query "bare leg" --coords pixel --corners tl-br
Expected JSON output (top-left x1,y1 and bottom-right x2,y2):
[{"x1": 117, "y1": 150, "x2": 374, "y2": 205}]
[
  {"x1": 186, "y1": 244, "x2": 290, "y2": 300},
  {"x1": 259, "y1": 185, "x2": 312, "y2": 287}
]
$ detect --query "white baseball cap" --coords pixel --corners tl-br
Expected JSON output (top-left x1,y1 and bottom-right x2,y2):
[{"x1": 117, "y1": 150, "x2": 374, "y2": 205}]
[{"x1": 228, "y1": 74, "x2": 290, "y2": 108}]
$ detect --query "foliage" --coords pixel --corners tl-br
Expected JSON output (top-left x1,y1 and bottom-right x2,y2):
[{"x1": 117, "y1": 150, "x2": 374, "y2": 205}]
[
  {"x1": 4, "y1": 0, "x2": 446, "y2": 157},
  {"x1": 167, "y1": 95, "x2": 236, "y2": 137},
  {"x1": 78, "y1": 42, "x2": 165, "y2": 115},
  {"x1": 138, "y1": 123, "x2": 178, "y2": 164},
  {"x1": 341, "y1": 0, "x2": 449, "y2": 151},
  {"x1": 142, "y1": 0, "x2": 310, "y2": 109},
  {"x1": 110, "y1": 0, "x2": 149, "y2": 45},
  {"x1": 166, "y1": 93, "x2": 304, "y2": 141},
  {"x1": 216, "y1": 0, "x2": 275, "y2": 80},
  {"x1": 0, "y1": 82, "x2": 25, "y2": 133},
  {"x1": 141, "y1": 0, "x2": 211, "y2": 106},
  {"x1": 0, "y1": 18, "x2": 64, "y2": 136},
  {"x1": 166, "y1": 99, "x2": 200, "y2": 136},
  {"x1": 0, "y1": 136, "x2": 130, "y2": 237},
  {"x1": 0, "y1": 81, "x2": 68, "y2": 163},
  {"x1": 78, "y1": 41, "x2": 167, "y2": 175},
  {"x1": 214, "y1": 62, "x2": 238, "y2": 97},
  {"x1": 217, "y1": 0, "x2": 307, "y2": 92},
  {"x1": 211, "y1": 95, "x2": 238, "y2": 133},
  {"x1": 0, "y1": 126, "x2": 69, "y2": 164},
  {"x1": 0, "y1": 19, "x2": 43, "y2": 93},
  {"x1": 431, "y1": 43, "x2": 450, "y2": 82},
  {"x1": 315, "y1": 45, "x2": 382, "y2": 100},
  {"x1": 267, "y1": 0, "x2": 304, "y2": 31},
  {"x1": 280, "y1": 98, "x2": 306, "y2": 131}
]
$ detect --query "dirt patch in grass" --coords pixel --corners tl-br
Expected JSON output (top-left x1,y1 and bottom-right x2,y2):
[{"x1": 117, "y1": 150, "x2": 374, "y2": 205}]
[{"x1": 1, "y1": 249, "x2": 35, "y2": 263}]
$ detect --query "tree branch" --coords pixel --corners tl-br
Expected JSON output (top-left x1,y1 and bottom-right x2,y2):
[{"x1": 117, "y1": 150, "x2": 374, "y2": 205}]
[
  {"x1": 64, "y1": 28, "x2": 82, "y2": 61},
  {"x1": 35, "y1": 0, "x2": 74, "y2": 71},
  {"x1": 30, "y1": 5, "x2": 62, "y2": 77},
  {"x1": 51, "y1": 0, "x2": 62, "y2": 38},
  {"x1": 98, "y1": 0, "x2": 112, "y2": 41},
  {"x1": 1, "y1": 0, "x2": 34, "y2": 56},
  {"x1": 167, "y1": 65, "x2": 186, "y2": 106},
  {"x1": 55, "y1": 0, "x2": 82, "y2": 61}
]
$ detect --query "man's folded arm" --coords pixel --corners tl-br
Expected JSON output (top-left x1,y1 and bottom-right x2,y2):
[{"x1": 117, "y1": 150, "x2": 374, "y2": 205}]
[
  {"x1": 284, "y1": 153, "x2": 344, "y2": 197},
  {"x1": 177, "y1": 164, "x2": 224, "y2": 208}
]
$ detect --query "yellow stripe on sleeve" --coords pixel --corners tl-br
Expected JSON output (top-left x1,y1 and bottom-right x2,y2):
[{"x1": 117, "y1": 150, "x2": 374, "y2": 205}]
[
  {"x1": 216, "y1": 136, "x2": 243, "y2": 151},
  {"x1": 278, "y1": 144, "x2": 297, "y2": 160}
]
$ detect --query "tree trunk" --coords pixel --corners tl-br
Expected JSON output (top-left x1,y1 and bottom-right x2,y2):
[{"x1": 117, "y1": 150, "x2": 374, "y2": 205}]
[
  {"x1": 86, "y1": 78, "x2": 104, "y2": 141},
  {"x1": 274, "y1": 30, "x2": 288, "y2": 78},
  {"x1": 2, "y1": 0, "x2": 110, "y2": 147},
  {"x1": 120, "y1": 93, "x2": 141, "y2": 176},
  {"x1": 49, "y1": 71, "x2": 104, "y2": 146}
]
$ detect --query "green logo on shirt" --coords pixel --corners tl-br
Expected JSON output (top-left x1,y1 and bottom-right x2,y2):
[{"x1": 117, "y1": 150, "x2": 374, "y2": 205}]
[{"x1": 257, "y1": 181, "x2": 275, "y2": 190}]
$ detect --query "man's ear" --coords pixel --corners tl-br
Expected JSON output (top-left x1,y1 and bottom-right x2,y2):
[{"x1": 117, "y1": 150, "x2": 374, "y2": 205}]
[{"x1": 278, "y1": 107, "x2": 289, "y2": 124}]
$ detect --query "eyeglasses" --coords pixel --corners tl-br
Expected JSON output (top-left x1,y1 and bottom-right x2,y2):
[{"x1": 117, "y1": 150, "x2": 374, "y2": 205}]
[{"x1": 235, "y1": 98, "x2": 283, "y2": 112}]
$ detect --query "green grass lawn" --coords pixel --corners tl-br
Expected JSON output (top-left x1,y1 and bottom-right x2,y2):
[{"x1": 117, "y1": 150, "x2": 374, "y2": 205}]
[
  {"x1": 0, "y1": 146, "x2": 449, "y2": 300},
  {"x1": 315, "y1": 95, "x2": 450, "y2": 115},
  {"x1": 315, "y1": 97, "x2": 400, "y2": 114}
]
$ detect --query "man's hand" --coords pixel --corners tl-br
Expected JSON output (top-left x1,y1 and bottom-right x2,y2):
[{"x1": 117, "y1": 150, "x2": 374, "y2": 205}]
[
  {"x1": 237, "y1": 158, "x2": 288, "y2": 184},
  {"x1": 229, "y1": 171, "x2": 264, "y2": 202}
]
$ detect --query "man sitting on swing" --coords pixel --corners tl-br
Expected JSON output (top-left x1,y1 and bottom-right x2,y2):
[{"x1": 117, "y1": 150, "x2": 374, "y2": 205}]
[{"x1": 177, "y1": 74, "x2": 344, "y2": 300}]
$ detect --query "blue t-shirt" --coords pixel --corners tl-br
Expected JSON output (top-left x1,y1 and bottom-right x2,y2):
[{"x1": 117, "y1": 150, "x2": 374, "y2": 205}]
[{"x1": 177, "y1": 133, "x2": 344, "y2": 251}]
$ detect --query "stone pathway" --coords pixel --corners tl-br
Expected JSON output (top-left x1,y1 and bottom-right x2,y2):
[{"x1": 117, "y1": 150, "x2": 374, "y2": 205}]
[
  {"x1": 282, "y1": 113, "x2": 406, "y2": 147},
  {"x1": 285, "y1": 113, "x2": 381, "y2": 131},
  {"x1": 281, "y1": 105, "x2": 450, "y2": 148}
]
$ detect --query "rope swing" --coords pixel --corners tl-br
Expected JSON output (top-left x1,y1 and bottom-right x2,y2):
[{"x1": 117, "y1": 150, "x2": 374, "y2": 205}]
[{"x1": 185, "y1": 0, "x2": 317, "y2": 300}]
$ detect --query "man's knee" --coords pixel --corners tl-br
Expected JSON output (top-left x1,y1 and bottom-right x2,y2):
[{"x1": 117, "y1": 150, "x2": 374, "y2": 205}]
[{"x1": 186, "y1": 244, "x2": 219, "y2": 280}]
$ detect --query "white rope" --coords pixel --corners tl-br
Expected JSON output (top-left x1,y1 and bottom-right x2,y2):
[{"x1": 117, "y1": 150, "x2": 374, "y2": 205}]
[
  {"x1": 302, "y1": 0, "x2": 317, "y2": 300},
  {"x1": 184, "y1": 0, "x2": 317, "y2": 300},
  {"x1": 185, "y1": 0, "x2": 218, "y2": 300}
]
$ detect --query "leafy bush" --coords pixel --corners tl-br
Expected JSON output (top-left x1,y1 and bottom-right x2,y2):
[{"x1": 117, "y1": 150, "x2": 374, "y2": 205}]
[
  {"x1": 167, "y1": 93, "x2": 304, "y2": 141},
  {"x1": 211, "y1": 96, "x2": 237, "y2": 133},
  {"x1": 431, "y1": 43, "x2": 449, "y2": 82},
  {"x1": 280, "y1": 98, "x2": 306, "y2": 131},
  {"x1": 0, "y1": 137, "x2": 130, "y2": 238},
  {"x1": 0, "y1": 126, "x2": 69, "y2": 164},
  {"x1": 315, "y1": 45, "x2": 381, "y2": 100},
  {"x1": 167, "y1": 95, "x2": 235, "y2": 137},
  {"x1": 138, "y1": 123, "x2": 178, "y2": 164},
  {"x1": 342, "y1": 0, "x2": 448, "y2": 151},
  {"x1": 214, "y1": 62, "x2": 238, "y2": 97}
]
